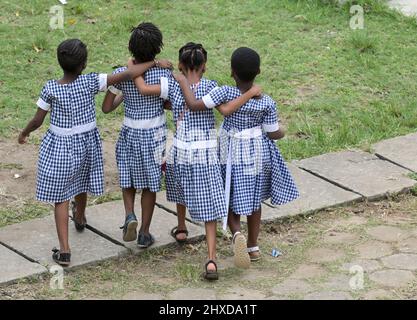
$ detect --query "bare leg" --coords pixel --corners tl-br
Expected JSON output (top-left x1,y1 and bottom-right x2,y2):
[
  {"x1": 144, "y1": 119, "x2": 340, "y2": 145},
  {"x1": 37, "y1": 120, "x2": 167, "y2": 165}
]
[
  {"x1": 140, "y1": 188, "x2": 156, "y2": 234},
  {"x1": 175, "y1": 203, "x2": 188, "y2": 241},
  {"x1": 122, "y1": 187, "x2": 136, "y2": 216},
  {"x1": 227, "y1": 210, "x2": 241, "y2": 236},
  {"x1": 74, "y1": 192, "x2": 87, "y2": 224},
  {"x1": 247, "y1": 208, "x2": 261, "y2": 260},
  {"x1": 55, "y1": 201, "x2": 70, "y2": 253},
  {"x1": 247, "y1": 208, "x2": 261, "y2": 247},
  {"x1": 205, "y1": 220, "x2": 217, "y2": 272}
]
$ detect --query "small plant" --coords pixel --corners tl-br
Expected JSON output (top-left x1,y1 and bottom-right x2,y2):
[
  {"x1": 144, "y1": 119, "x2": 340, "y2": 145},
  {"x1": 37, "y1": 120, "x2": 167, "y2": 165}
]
[
  {"x1": 410, "y1": 185, "x2": 417, "y2": 197},
  {"x1": 348, "y1": 31, "x2": 376, "y2": 54},
  {"x1": 408, "y1": 173, "x2": 417, "y2": 181},
  {"x1": 174, "y1": 263, "x2": 200, "y2": 283}
]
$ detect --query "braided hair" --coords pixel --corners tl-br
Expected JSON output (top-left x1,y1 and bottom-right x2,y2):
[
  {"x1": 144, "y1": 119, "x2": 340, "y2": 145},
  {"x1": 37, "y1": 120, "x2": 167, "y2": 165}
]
[
  {"x1": 57, "y1": 39, "x2": 87, "y2": 72},
  {"x1": 129, "y1": 22, "x2": 163, "y2": 62},
  {"x1": 178, "y1": 42, "x2": 207, "y2": 71}
]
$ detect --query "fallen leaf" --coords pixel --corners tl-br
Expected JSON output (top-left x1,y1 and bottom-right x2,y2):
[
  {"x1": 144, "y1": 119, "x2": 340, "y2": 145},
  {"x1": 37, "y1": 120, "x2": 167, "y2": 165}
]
[{"x1": 68, "y1": 18, "x2": 77, "y2": 25}]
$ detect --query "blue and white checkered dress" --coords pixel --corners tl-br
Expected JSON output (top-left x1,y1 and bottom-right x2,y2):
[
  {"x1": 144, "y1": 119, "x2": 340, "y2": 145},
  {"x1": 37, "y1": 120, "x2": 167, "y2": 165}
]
[
  {"x1": 204, "y1": 86, "x2": 299, "y2": 215},
  {"x1": 36, "y1": 73, "x2": 106, "y2": 203},
  {"x1": 162, "y1": 77, "x2": 227, "y2": 222},
  {"x1": 112, "y1": 67, "x2": 170, "y2": 192}
]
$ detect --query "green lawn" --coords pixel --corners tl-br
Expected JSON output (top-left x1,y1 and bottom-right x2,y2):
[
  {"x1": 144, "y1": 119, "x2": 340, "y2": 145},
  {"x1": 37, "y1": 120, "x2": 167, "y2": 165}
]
[{"x1": 1, "y1": 0, "x2": 417, "y2": 160}]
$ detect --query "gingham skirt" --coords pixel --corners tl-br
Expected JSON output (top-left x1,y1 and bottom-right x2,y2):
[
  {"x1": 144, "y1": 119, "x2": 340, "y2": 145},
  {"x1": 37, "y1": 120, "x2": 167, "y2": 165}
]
[
  {"x1": 219, "y1": 132, "x2": 299, "y2": 215},
  {"x1": 165, "y1": 145, "x2": 228, "y2": 222},
  {"x1": 36, "y1": 128, "x2": 104, "y2": 203},
  {"x1": 116, "y1": 125, "x2": 166, "y2": 192}
]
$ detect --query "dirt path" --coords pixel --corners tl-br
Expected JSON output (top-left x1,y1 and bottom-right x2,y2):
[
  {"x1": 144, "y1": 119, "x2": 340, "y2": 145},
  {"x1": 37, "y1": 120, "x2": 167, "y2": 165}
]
[{"x1": 0, "y1": 140, "x2": 120, "y2": 207}]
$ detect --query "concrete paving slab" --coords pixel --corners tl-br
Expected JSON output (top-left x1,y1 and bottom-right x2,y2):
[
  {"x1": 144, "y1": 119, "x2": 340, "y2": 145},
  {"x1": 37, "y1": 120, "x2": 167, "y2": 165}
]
[
  {"x1": 373, "y1": 132, "x2": 417, "y2": 173},
  {"x1": 294, "y1": 151, "x2": 416, "y2": 200},
  {"x1": 0, "y1": 244, "x2": 47, "y2": 285},
  {"x1": 85, "y1": 201, "x2": 205, "y2": 254},
  {"x1": 388, "y1": 0, "x2": 417, "y2": 16},
  {"x1": 0, "y1": 214, "x2": 128, "y2": 269},
  {"x1": 156, "y1": 191, "x2": 180, "y2": 214},
  {"x1": 261, "y1": 164, "x2": 361, "y2": 222}
]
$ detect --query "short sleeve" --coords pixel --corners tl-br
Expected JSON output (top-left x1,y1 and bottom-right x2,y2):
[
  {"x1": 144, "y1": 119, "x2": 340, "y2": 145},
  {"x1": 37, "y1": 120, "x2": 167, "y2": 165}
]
[
  {"x1": 262, "y1": 101, "x2": 280, "y2": 132},
  {"x1": 202, "y1": 85, "x2": 228, "y2": 109},
  {"x1": 36, "y1": 84, "x2": 52, "y2": 111},
  {"x1": 87, "y1": 72, "x2": 107, "y2": 95},
  {"x1": 160, "y1": 76, "x2": 170, "y2": 100},
  {"x1": 161, "y1": 75, "x2": 181, "y2": 102}
]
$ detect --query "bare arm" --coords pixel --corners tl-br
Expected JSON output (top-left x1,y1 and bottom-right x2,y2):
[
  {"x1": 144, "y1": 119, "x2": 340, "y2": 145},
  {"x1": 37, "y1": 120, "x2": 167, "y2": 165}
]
[
  {"x1": 267, "y1": 128, "x2": 285, "y2": 140},
  {"x1": 216, "y1": 85, "x2": 262, "y2": 116},
  {"x1": 106, "y1": 60, "x2": 155, "y2": 87},
  {"x1": 18, "y1": 108, "x2": 48, "y2": 144},
  {"x1": 107, "y1": 58, "x2": 173, "y2": 87},
  {"x1": 173, "y1": 73, "x2": 261, "y2": 114},
  {"x1": 102, "y1": 91, "x2": 119, "y2": 114},
  {"x1": 134, "y1": 76, "x2": 161, "y2": 96},
  {"x1": 173, "y1": 73, "x2": 206, "y2": 111}
]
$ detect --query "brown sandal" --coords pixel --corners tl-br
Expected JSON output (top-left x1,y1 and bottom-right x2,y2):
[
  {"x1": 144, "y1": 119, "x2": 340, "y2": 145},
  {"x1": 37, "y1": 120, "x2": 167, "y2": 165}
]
[
  {"x1": 203, "y1": 260, "x2": 218, "y2": 281},
  {"x1": 171, "y1": 226, "x2": 188, "y2": 244}
]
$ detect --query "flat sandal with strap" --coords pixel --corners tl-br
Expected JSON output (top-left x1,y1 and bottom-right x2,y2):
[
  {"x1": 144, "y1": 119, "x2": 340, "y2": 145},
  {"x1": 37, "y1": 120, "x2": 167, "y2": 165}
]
[
  {"x1": 247, "y1": 246, "x2": 261, "y2": 262},
  {"x1": 202, "y1": 260, "x2": 218, "y2": 281}
]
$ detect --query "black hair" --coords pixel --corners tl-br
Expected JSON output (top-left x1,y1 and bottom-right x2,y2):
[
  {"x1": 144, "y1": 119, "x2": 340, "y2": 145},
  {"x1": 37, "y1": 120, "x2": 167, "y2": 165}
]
[
  {"x1": 231, "y1": 47, "x2": 260, "y2": 82},
  {"x1": 178, "y1": 42, "x2": 207, "y2": 71},
  {"x1": 57, "y1": 39, "x2": 87, "y2": 72},
  {"x1": 129, "y1": 22, "x2": 163, "y2": 62}
]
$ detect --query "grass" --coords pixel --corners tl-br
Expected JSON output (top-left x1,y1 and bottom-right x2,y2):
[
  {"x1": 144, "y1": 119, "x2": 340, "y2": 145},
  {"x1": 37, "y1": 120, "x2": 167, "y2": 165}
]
[
  {"x1": 0, "y1": 201, "x2": 50, "y2": 228},
  {"x1": 0, "y1": 0, "x2": 417, "y2": 160}
]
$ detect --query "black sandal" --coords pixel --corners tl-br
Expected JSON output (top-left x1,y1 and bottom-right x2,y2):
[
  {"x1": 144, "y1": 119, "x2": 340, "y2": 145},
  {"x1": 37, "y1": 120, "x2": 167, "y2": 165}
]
[
  {"x1": 52, "y1": 248, "x2": 71, "y2": 267},
  {"x1": 71, "y1": 200, "x2": 86, "y2": 232},
  {"x1": 170, "y1": 226, "x2": 189, "y2": 244},
  {"x1": 203, "y1": 260, "x2": 218, "y2": 281}
]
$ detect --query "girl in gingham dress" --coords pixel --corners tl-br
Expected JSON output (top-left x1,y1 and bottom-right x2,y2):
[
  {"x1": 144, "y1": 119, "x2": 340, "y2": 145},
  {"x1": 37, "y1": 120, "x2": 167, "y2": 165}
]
[
  {"x1": 178, "y1": 47, "x2": 299, "y2": 269},
  {"x1": 18, "y1": 39, "x2": 160, "y2": 267},
  {"x1": 102, "y1": 23, "x2": 173, "y2": 248},
  {"x1": 134, "y1": 43, "x2": 260, "y2": 280}
]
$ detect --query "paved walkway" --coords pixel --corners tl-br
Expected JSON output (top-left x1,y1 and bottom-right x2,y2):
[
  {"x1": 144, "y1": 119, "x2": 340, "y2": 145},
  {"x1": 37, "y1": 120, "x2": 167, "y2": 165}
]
[
  {"x1": 1, "y1": 132, "x2": 416, "y2": 290},
  {"x1": 388, "y1": 0, "x2": 417, "y2": 16}
]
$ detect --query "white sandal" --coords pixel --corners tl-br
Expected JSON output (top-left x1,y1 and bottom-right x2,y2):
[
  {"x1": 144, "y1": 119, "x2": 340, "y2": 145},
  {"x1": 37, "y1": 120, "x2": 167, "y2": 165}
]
[
  {"x1": 247, "y1": 246, "x2": 261, "y2": 262},
  {"x1": 232, "y1": 232, "x2": 251, "y2": 269}
]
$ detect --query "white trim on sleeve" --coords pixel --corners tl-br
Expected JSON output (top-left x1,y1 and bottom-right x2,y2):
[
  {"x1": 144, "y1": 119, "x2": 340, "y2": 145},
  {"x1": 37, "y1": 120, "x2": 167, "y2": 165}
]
[
  {"x1": 160, "y1": 77, "x2": 169, "y2": 100},
  {"x1": 262, "y1": 122, "x2": 279, "y2": 133},
  {"x1": 202, "y1": 94, "x2": 216, "y2": 109},
  {"x1": 36, "y1": 98, "x2": 50, "y2": 111},
  {"x1": 98, "y1": 74, "x2": 108, "y2": 92},
  {"x1": 108, "y1": 85, "x2": 122, "y2": 96}
]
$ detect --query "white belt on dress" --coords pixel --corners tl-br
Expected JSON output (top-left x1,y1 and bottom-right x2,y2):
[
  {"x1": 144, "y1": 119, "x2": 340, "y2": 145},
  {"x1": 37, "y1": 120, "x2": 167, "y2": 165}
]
[
  {"x1": 123, "y1": 114, "x2": 166, "y2": 130},
  {"x1": 173, "y1": 138, "x2": 217, "y2": 150},
  {"x1": 50, "y1": 121, "x2": 96, "y2": 136},
  {"x1": 223, "y1": 126, "x2": 263, "y2": 230}
]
